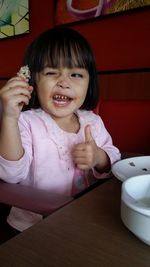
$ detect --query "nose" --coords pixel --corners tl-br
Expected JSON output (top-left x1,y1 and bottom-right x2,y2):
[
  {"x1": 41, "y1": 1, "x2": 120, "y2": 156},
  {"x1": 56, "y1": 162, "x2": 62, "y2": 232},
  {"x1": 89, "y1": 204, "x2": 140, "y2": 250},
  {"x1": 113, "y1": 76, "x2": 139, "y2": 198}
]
[{"x1": 57, "y1": 74, "x2": 70, "y2": 89}]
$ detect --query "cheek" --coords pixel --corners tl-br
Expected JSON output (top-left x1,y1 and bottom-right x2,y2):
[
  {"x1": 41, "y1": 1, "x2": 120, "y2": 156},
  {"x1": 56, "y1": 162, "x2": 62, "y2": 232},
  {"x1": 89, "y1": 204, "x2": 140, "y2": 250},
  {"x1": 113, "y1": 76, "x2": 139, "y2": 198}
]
[
  {"x1": 37, "y1": 81, "x2": 53, "y2": 97},
  {"x1": 77, "y1": 85, "x2": 88, "y2": 105},
  {"x1": 81, "y1": 81, "x2": 89, "y2": 97},
  {"x1": 36, "y1": 88, "x2": 48, "y2": 105}
]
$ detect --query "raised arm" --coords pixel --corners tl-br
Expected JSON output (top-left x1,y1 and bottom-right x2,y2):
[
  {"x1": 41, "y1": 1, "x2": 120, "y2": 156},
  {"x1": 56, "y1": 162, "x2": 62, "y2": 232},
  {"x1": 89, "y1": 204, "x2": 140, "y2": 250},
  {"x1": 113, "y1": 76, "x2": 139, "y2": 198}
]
[{"x1": 0, "y1": 77, "x2": 32, "y2": 160}]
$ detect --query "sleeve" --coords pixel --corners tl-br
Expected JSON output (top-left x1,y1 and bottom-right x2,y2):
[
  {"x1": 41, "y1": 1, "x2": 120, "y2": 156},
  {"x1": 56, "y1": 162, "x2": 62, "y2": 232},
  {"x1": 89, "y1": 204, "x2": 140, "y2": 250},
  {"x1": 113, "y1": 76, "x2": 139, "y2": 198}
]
[
  {"x1": 90, "y1": 113, "x2": 121, "y2": 179},
  {"x1": 0, "y1": 113, "x2": 33, "y2": 183}
]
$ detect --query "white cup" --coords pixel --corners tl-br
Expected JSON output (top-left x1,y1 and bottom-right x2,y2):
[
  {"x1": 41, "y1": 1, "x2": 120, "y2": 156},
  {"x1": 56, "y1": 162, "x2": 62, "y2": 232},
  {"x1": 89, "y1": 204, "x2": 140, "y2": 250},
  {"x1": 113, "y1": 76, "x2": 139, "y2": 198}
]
[{"x1": 121, "y1": 174, "x2": 150, "y2": 245}]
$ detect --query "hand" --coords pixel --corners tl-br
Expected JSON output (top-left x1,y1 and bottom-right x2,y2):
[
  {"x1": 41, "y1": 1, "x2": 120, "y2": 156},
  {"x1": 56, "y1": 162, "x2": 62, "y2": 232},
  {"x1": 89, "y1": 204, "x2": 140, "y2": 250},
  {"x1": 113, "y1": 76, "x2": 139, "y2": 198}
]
[
  {"x1": 0, "y1": 76, "x2": 33, "y2": 120},
  {"x1": 72, "y1": 125, "x2": 99, "y2": 170}
]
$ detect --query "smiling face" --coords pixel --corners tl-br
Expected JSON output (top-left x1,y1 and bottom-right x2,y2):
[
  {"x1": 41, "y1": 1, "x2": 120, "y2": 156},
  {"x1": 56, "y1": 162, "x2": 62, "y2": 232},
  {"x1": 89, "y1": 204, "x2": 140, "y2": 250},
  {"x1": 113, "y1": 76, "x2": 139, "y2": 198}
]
[
  {"x1": 35, "y1": 66, "x2": 89, "y2": 121},
  {"x1": 25, "y1": 28, "x2": 99, "y2": 114}
]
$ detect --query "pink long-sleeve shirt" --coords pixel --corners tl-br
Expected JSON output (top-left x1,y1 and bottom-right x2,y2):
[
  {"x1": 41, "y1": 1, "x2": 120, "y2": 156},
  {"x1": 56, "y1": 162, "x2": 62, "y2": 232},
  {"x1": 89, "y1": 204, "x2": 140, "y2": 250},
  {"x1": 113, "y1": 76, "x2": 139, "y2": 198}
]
[{"x1": 0, "y1": 109, "x2": 121, "y2": 231}]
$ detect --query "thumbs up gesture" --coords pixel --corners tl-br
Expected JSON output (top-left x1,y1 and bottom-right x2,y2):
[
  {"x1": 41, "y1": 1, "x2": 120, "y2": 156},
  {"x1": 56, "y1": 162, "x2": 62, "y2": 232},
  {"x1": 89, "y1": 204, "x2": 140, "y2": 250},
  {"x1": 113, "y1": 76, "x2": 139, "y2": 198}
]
[
  {"x1": 72, "y1": 125, "x2": 99, "y2": 170},
  {"x1": 72, "y1": 125, "x2": 111, "y2": 172}
]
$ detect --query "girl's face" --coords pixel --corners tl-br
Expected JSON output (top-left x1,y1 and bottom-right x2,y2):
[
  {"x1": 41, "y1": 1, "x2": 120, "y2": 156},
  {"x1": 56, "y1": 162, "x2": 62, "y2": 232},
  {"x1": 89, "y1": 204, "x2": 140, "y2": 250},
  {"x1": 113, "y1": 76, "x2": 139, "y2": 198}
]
[{"x1": 35, "y1": 66, "x2": 89, "y2": 120}]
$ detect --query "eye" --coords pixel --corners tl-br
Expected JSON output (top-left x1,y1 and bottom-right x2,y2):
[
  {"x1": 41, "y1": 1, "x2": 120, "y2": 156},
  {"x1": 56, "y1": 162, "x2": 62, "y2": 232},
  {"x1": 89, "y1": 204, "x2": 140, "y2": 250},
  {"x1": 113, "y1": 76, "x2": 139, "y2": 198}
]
[
  {"x1": 43, "y1": 68, "x2": 59, "y2": 76},
  {"x1": 71, "y1": 73, "x2": 83, "y2": 78},
  {"x1": 45, "y1": 71, "x2": 58, "y2": 76}
]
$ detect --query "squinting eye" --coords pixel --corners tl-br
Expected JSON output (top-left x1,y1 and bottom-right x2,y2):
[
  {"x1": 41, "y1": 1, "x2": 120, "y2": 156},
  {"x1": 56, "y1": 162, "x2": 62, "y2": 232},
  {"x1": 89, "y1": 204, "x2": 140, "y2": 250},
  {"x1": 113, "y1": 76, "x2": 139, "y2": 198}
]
[
  {"x1": 45, "y1": 72, "x2": 58, "y2": 76},
  {"x1": 71, "y1": 73, "x2": 83, "y2": 78}
]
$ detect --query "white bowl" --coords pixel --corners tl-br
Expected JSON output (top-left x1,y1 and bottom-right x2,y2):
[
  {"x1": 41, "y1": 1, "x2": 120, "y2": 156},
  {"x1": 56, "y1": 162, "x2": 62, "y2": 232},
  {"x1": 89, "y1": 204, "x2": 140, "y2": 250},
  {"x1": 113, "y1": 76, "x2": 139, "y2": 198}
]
[{"x1": 121, "y1": 174, "x2": 150, "y2": 245}]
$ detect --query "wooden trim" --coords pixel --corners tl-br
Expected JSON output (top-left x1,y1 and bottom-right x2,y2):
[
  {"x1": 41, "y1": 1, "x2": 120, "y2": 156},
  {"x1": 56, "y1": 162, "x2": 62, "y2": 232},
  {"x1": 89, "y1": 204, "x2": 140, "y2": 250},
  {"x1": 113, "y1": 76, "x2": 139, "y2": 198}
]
[
  {"x1": 97, "y1": 67, "x2": 150, "y2": 75},
  {"x1": 97, "y1": 68, "x2": 150, "y2": 100}
]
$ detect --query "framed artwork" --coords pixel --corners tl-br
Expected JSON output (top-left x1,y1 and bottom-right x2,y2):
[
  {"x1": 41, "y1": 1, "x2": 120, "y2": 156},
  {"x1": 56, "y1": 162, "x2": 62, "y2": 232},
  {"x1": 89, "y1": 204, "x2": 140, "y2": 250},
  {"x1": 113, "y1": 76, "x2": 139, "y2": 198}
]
[
  {"x1": 0, "y1": 0, "x2": 29, "y2": 39},
  {"x1": 55, "y1": 0, "x2": 150, "y2": 25}
]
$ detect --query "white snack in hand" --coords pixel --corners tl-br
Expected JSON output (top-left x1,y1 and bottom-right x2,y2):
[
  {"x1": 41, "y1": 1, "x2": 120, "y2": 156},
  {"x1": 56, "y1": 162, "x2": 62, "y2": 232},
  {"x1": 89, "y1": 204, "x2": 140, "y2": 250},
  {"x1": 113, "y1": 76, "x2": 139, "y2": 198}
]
[{"x1": 17, "y1": 65, "x2": 31, "y2": 82}]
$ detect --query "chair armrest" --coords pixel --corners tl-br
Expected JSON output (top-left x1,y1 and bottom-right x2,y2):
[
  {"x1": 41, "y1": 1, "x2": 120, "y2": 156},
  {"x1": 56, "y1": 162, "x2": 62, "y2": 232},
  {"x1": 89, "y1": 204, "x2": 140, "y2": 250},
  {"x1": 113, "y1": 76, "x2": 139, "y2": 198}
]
[{"x1": 0, "y1": 180, "x2": 73, "y2": 216}]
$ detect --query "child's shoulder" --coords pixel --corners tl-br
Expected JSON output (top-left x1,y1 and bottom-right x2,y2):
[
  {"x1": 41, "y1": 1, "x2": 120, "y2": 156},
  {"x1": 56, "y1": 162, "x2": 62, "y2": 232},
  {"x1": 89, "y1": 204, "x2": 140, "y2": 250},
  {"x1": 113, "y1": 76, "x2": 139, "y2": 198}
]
[
  {"x1": 77, "y1": 109, "x2": 102, "y2": 125},
  {"x1": 78, "y1": 109, "x2": 100, "y2": 120}
]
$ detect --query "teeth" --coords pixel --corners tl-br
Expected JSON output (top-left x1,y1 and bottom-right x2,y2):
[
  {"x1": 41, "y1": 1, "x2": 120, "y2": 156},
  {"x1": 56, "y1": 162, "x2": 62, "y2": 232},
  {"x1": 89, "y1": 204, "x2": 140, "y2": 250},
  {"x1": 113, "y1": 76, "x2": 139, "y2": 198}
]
[{"x1": 53, "y1": 94, "x2": 69, "y2": 100}]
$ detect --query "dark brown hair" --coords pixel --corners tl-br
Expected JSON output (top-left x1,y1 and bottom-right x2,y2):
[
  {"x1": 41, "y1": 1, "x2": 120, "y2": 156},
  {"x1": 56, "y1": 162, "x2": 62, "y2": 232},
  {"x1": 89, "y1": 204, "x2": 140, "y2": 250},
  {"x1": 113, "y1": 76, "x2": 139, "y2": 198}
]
[{"x1": 23, "y1": 27, "x2": 99, "y2": 110}]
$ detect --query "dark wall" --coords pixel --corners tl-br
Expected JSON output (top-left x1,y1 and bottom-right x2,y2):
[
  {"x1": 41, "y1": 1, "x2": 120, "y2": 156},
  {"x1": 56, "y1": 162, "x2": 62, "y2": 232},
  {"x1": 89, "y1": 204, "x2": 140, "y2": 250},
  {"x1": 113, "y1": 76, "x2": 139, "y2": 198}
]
[
  {"x1": 0, "y1": 2, "x2": 149, "y2": 77},
  {"x1": 70, "y1": 7, "x2": 150, "y2": 71}
]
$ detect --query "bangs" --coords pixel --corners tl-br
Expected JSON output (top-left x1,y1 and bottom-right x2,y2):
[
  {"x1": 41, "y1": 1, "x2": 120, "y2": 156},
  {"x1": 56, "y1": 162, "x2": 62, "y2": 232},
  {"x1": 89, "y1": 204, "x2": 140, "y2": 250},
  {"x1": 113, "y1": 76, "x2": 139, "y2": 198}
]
[
  {"x1": 23, "y1": 27, "x2": 99, "y2": 110},
  {"x1": 41, "y1": 41, "x2": 88, "y2": 70}
]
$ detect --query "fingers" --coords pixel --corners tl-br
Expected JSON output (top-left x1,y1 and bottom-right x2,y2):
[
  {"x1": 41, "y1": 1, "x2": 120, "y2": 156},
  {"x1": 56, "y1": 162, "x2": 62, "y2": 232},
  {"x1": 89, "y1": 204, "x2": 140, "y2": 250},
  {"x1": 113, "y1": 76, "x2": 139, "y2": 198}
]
[
  {"x1": 72, "y1": 125, "x2": 93, "y2": 159},
  {"x1": 0, "y1": 76, "x2": 33, "y2": 117},
  {"x1": 6, "y1": 76, "x2": 30, "y2": 89},
  {"x1": 73, "y1": 149, "x2": 92, "y2": 164},
  {"x1": 72, "y1": 125, "x2": 97, "y2": 170},
  {"x1": 73, "y1": 125, "x2": 93, "y2": 154},
  {"x1": 84, "y1": 124, "x2": 93, "y2": 142},
  {"x1": 1, "y1": 77, "x2": 33, "y2": 99},
  {"x1": 8, "y1": 94, "x2": 31, "y2": 106},
  {"x1": 8, "y1": 86, "x2": 32, "y2": 98},
  {"x1": 1, "y1": 86, "x2": 32, "y2": 106},
  {"x1": 76, "y1": 164, "x2": 88, "y2": 170},
  {"x1": 72, "y1": 143, "x2": 93, "y2": 170}
]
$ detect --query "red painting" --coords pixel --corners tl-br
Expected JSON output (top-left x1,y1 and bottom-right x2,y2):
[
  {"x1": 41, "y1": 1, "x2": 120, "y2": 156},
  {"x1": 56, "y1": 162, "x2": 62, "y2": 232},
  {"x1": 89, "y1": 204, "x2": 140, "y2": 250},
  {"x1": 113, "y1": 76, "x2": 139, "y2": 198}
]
[{"x1": 55, "y1": 0, "x2": 150, "y2": 25}]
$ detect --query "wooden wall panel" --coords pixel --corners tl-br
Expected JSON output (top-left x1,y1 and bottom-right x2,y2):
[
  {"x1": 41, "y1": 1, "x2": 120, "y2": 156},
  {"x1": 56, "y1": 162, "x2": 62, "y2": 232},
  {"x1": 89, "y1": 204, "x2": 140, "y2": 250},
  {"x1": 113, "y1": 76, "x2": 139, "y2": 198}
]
[{"x1": 98, "y1": 71, "x2": 150, "y2": 100}]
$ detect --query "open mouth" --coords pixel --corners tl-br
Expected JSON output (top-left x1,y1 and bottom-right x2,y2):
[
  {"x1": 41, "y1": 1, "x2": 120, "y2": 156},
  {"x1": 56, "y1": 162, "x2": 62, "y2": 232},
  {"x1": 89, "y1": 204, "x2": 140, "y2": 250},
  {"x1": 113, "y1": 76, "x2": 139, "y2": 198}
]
[{"x1": 53, "y1": 94, "x2": 72, "y2": 105}]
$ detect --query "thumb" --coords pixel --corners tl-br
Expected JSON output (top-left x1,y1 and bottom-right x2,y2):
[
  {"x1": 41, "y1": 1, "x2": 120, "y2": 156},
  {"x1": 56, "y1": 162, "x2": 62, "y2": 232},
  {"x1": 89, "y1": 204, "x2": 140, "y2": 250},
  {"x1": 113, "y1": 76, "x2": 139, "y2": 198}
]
[{"x1": 84, "y1": 125, "x2": 93, "y2": 142}]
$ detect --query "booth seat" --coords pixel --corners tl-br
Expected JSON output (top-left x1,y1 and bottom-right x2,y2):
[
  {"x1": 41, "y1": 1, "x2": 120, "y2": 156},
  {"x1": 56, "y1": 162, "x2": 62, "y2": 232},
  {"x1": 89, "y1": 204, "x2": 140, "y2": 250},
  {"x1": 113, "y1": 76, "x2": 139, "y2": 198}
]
[{"x1": 94, "y1": 100, "x2": 150, "y2": 155}]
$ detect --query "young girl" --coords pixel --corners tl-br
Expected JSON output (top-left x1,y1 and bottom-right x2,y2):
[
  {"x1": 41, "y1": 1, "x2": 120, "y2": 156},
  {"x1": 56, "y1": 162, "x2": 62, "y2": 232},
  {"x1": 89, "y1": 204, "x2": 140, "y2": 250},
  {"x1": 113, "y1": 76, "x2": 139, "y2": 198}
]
[{"x1": 0, "y1": 27, "x2": 121, "y2": 233}]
